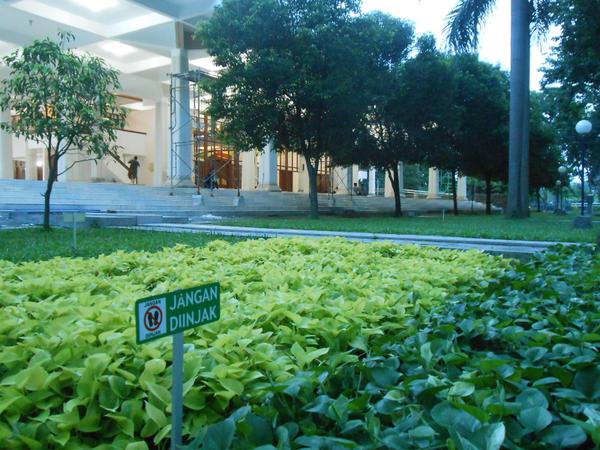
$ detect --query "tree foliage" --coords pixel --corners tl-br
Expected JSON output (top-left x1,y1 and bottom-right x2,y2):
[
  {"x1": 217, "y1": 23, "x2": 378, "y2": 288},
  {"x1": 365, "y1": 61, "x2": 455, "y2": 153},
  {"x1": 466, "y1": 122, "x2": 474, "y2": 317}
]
[
  {"x1": 529, "y1": 93, "x2": 559, "y2": 192},
  {"x1": 199, "y1": 0, "x2": 368, "y2": 218},
  {"x1": 348, "y1": 13, "x2": 415, "y2": 216},
  {"x1": 446, "y1": 0, "x2": 554, "y2": 219},
  {"x1": 542, "y1": 0, "x2": 600, "y2": 194},
  {"x1": 401, "y1": 37, "x2": 458, "y2": 173},
  {"x1": 541, "y1": 87, "x2": 600, "y2": 195},
  {"x1": 454, "y1": 55, "x2": 509, "y2": 214},
  {"x1": 544, "y1": 0, "x2": 600, "y2": 102},
  {"x1": 407, "y1": 39, "x2": 460, "y2": 215},
  {"x1": 0, "y1": 32, "x2": 126, "y2": 229},
  {"x1": 446, "y1": 0, "x2": 553, "y2": 52}
]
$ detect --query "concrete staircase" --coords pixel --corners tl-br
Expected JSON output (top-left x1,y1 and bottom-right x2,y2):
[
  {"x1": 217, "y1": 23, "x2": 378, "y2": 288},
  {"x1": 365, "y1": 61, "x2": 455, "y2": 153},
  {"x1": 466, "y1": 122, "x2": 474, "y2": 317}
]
[{"x1": 0, "y1": 179, "x2": 487, "y2": 227}]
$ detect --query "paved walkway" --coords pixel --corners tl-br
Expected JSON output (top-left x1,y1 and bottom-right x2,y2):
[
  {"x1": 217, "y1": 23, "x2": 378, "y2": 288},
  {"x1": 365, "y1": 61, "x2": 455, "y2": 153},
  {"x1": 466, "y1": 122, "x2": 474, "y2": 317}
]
[{"x1": 133, "y1": 223, "x2": 574, "y2": 257}]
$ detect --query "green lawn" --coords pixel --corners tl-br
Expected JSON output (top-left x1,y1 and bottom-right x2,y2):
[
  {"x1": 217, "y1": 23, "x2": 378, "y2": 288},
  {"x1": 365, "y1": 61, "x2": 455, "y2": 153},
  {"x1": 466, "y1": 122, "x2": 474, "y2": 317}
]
[
  {"x1": 216, "y1": 212, "x2": 600, "y2": 243},
  {"x1": 2, "y1": 212, "x2": 596, "y2": 263},
  {"x1": 0, "y1": 227, "x2": 242, "y2": 263}
]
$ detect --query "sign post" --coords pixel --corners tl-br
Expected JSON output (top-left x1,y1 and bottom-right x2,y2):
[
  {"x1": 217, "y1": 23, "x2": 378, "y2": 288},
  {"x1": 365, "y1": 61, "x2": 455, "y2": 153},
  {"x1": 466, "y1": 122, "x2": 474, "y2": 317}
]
[
  {"x1": 135, "y1": 282, "x2": 220, "y2": 450},
  {"x1": 172, "y1": 332, "x2": 184, "y2": 449},
  {"x1": 62, "y1": 212, "x2": 86, "y2": 250}
]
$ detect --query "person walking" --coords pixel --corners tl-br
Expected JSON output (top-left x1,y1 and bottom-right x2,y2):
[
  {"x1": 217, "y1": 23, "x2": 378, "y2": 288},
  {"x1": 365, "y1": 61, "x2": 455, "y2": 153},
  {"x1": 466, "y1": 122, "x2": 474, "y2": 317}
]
[{"x1": 128, "y1": 156, "x2": 140, "y2": 184}]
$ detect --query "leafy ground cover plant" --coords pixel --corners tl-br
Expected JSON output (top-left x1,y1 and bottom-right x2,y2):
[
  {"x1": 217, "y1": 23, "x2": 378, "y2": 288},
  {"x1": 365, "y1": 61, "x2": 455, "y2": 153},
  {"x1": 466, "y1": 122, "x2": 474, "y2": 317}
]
[
  {"x1": 0, "y1": 238, "x2": 506, "y2": 448},
  {"x1": 189, "y1": 245, "x2": 600, "y2": 449}
]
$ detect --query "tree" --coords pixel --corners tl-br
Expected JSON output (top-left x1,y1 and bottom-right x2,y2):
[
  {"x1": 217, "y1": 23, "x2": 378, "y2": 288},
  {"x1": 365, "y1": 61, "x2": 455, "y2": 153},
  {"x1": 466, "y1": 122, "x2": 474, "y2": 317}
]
[
  {"x1": 542, "y1": 0, "x2": 600, "y2": 197},
  {"x1": 454, "y1": 55, "x2": 510, "y2": 215},
  {"x1": 540, "y1": 87, "x2": 600, "y2": 199},
  {"x1": 446, "y1": 0, "x2": 553, "y2": 219},
  {"x1": 529, "y1": 92, "x2": 559, "y2": 209},
  {"x1": 348, "y1": 13, "x2": 415, "y2": 216},
  {"x1": 0, "y1": 33, "x2": 126, "y2": 230},
  {"x1": 544, "y1": 0, "x2": 600, "y2": 103},
  {"x1": 403, "y1": 38, "x2": 460, "y2": 215},
  {"x1": 199, "y1": 0, "x2": 367, "y2": 218}
]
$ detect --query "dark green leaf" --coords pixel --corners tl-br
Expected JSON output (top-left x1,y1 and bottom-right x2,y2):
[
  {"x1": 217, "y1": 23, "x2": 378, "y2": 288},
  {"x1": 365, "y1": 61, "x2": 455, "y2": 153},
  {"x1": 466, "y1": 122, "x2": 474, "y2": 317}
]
[
  {"x1": 543, "y1": 425, "x2": 587, "y2": 448},
  {"x1": 518, "y1": 407, "x2": 553, "y2": 433}
]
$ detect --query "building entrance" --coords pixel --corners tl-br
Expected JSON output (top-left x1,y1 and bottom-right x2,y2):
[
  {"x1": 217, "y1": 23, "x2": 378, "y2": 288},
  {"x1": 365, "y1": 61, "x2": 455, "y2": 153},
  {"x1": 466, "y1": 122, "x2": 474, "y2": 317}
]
[
  {"x1": 194, "y1": 115, "x2": 240, "y2": 189},
  {"x1": 317, "y1": 156, "x2": 331, "y2": 193},
  {"x1": 278, "y1": 151, "x2": 298, "y2": 192}
]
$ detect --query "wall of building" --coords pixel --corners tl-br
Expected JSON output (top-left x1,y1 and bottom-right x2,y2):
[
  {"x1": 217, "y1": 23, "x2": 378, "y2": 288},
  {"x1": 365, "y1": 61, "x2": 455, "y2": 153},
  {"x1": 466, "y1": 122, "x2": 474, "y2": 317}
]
[{"x1": 0, "y1": 84, "x2": 452, "y2": 200}]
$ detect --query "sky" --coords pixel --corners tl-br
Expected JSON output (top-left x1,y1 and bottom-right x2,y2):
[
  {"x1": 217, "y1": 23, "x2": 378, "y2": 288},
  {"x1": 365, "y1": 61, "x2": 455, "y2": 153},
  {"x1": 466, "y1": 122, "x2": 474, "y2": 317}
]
[{"x1": 362, "y1": 0, "x2": 557, "y2": 90}]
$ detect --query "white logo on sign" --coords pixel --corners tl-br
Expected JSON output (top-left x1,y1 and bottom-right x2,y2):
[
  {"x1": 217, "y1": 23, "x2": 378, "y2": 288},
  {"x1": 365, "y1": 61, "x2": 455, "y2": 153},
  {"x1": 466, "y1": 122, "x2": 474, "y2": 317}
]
[{"x1": 138, "y1": 297, "x2": 167, "y2": 342}]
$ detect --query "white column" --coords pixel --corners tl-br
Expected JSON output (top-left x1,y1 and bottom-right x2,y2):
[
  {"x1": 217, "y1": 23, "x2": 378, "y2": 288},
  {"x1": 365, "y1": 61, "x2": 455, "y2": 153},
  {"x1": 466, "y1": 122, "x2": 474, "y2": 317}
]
[
  {"x1": 0, "y1": 110, "x2": 13, "y2": 179},
  {"x1": 346, "y1": 166, "x2": 354, "y2": 194},
  {"x1": 171, "y1": 48, "x2": 193, "y2": 185},
  {"x1": 368, "y1": 168, "x2": 376, "y2": 196},
  {"x1": 90, "y1": 157, "x2": 99, "y2": 182},
  {"x1": 56, "y1": 152, "x2": 66, "y2": 181},
  {"x1": 257, "y1": 141, "x2": 280, "y2": 191},
  {"x1": 297, "y1": 156, "x2": 309, "y2": 193},
  {"x1": 384, "y1": 163, "x2": 405, "y2": 198},
  {"x1": 457, "y1": 176, "x2": 468, "y2": 201},
  {"x1": 62, "y1": 151, "x2": 79, "y2": 181},
  {"x1": 384, "y1": 168, "x2": 393, "y2": 198},
  {"x1": 241, "y1": 150, "x2": 257, "y2": 191},
  {"x1": 351, "y1": 165, "x2": 360, "y2": 194},
  {"x1": 154, "y1": 98, "x2": 169, "y2": 186},
  {"x1": 25, "y1": 145, "x2": 37, "y2": 180},
  {"x1": 43, "y1": 150, "x2": 50, "y2": 181},
  {"x1": 398, "y1": 162, "x2": 405, "y2": 193},
  {"x1": 427, "y1": 167, "x2": 441, "y2": 199}
]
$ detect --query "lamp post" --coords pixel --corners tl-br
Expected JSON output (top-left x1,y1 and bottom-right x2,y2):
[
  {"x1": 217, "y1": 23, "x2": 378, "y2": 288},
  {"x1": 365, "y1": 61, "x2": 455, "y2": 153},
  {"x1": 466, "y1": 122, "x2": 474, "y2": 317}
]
[
  {"x1": 574, "y1": 120, "x2": 592, "y2": 228},
  {"x1": 558, "y1": 165, "x2": 567, "y2": 213},
  {"x1": 555, "y1": 180, "x2": 562, "y2": 214},
  {"x1": 575, "y1": 120, "x2": 592, "y2": 214}
]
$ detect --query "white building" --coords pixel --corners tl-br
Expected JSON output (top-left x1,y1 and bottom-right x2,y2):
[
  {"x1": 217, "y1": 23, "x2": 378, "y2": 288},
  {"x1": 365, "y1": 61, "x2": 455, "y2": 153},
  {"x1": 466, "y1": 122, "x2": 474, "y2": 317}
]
[{"x1": 0, "y1": 0, "x2": 466, "y2": 200}]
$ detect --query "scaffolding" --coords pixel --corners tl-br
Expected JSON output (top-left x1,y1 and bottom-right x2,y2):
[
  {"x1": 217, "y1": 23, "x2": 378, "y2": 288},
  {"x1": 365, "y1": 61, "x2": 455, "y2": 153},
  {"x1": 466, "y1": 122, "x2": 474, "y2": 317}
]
[{"x1": 169, "y1": 70, "x2": 240, "y2": 194}]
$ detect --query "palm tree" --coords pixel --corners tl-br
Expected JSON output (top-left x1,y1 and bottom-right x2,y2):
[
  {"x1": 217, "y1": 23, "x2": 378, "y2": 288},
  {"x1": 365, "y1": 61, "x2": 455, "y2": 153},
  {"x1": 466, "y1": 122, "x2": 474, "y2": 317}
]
[{"x1": 446, "y1": 0, "x2": 551, "y2": 218}]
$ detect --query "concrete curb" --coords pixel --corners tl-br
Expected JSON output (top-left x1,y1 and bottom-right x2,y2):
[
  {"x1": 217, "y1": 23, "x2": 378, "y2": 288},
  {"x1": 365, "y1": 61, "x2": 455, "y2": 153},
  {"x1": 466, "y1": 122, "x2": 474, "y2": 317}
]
[{"x1": 128, "y1": 223, "x2": 577, "y2": 257}]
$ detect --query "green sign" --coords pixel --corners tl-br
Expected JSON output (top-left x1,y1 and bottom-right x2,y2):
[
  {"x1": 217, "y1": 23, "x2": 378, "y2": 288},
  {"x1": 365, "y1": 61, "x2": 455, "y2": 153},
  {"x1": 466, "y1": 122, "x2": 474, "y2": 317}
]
[{"x1": 135, "y1": 282, "x2": 220, "y2": 344}]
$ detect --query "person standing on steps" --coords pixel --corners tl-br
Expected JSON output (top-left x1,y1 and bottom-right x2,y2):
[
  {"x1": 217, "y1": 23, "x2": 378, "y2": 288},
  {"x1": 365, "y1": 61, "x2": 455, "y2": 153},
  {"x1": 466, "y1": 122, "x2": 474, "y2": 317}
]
[{"x1": 128, "y1": 156, "x2": 140, "y2": 184}]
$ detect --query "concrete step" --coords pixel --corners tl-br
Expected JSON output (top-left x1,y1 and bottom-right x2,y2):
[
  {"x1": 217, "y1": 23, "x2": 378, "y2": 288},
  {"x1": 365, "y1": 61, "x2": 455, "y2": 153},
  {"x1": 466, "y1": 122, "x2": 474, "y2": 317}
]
[{"x1": 0, "y1": 180, "x2": 488, "y2": 225}]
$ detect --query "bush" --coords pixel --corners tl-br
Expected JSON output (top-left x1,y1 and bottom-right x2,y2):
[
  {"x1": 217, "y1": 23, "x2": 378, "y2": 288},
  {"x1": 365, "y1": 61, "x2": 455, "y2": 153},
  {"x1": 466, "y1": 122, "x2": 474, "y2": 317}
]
[
  {"x1": 0, "y1": 238, "x2": 506, "y2": 448},
  {"x1": 189, "y1": 245, "x2": 600, "y2": 449}
]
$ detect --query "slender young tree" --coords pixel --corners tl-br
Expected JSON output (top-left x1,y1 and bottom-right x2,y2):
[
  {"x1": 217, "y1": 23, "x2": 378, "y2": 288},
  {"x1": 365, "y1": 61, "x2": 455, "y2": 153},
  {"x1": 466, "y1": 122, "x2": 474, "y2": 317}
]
[
  {"x1": 446, "y1": 0, "x2": 552, "y2": 218},
  {"x1": 0, "y1": 32, "x2": 126, "y2": 230}
]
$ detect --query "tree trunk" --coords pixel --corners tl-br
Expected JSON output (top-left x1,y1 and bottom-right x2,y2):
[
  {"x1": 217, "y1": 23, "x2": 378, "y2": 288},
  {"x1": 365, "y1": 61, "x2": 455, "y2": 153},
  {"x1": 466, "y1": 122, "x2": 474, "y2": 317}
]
[
  {"x1": 506, "y1": 0, "x2": 531, "y2": 219},
  {"x1": 306, "y1": 157, "x2": 319, "y2": 219},
  {"x1": 536, "y1": 188, "x2": 541, "y2": 212},
  {"x1": 43, "y1": 149, "x2": 57, "y2": 230},
  {"x1": 485, "y1": 174, "x2": 492, "y2": 215},
  {"x1": 452, "y1": 170, "x2": 458, "y2": 216},
  {"x1": 387, "y1": 166, "x2": 402, "y2": 217}
]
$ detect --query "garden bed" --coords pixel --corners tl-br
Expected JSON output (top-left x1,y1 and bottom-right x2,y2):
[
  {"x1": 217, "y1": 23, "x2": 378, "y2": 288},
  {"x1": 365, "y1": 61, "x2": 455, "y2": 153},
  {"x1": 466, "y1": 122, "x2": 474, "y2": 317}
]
[{"x1": 0, "y1": 239, "x2": 598, "y2": 449}]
